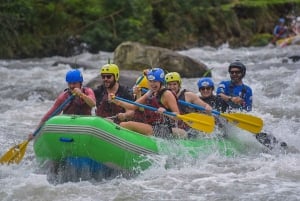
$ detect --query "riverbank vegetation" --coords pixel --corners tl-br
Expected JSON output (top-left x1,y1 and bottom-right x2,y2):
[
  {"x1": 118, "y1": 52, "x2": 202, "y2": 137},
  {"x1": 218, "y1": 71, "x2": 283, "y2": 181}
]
[{"x1": 1, "y1": 0, "x2": 300, "y2": 59}]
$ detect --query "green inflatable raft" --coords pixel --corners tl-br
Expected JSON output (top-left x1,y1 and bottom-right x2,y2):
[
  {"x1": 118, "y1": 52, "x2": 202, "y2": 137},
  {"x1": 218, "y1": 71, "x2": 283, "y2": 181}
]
[{"x1": 33, "y1": 115, "x2": 242, "y2": 174}]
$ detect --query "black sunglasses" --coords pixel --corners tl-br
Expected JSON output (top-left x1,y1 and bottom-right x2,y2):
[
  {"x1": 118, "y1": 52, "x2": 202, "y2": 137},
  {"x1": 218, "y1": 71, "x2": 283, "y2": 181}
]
[
  {"x1": 229, "y1": 71, "x2": 241, "y2": 75},
  {"x1": 101, "y1": 74, "x2": 112, "y2": 79},
  {"x1": 199, "y1": 87, "x2": 212, "y2": 91}
]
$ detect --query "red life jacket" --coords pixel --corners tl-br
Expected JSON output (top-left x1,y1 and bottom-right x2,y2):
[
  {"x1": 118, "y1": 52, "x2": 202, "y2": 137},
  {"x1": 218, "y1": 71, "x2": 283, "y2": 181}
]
[
  {"x1": 142, "y1": 88, "x2": 177, "y2": 125},
  {"x1": 132, "y1": 107, "x2": 153, "y2": 123},
  {"x1": 94, "y1": 84, "x2": 133, "y2": 120},
  {"x1": 63, "y1": 87, "x2": 92, "y2": 115}
]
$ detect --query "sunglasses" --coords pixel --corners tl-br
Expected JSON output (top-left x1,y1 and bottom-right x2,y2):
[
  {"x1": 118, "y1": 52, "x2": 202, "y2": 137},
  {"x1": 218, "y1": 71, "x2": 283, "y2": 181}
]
[
  {"x1": 101, "y1": 74, "x2": 112, "y2": 79},
  {"x1": 229, "y1": 71, "x2": 241, "y2": 75},
  {"x1": 200, "y1": 87, "x2": 212, "y2": 91}
]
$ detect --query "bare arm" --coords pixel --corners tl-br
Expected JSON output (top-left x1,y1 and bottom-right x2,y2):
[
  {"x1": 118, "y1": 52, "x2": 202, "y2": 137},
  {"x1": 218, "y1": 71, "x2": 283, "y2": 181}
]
[
  {"x1": 219, "y1": 93, "x2": 243, "y2": 105},
  {"x1": 116, "y1": 110, "x2": 135, "y2": 121},
  {"x1": 72, "y1": 87, "x2": 96, "y2": 108},
  {"x1": 219, "y1": 93, "x2": 231, "y2": 102},
  {"x1": 185, "y1": 91, "x2": 212, "y2": 112},
  {"x1": 161, "y1": 90, "x2": 180, "y2": 113},
  {"x1": 110, "y1": 92, "x2": 150, "y2": 111}
]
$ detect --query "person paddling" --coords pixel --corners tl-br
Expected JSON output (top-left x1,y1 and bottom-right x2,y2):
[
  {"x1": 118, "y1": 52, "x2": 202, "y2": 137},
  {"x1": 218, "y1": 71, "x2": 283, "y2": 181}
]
[
  {"x1": 165, "y1": 72, "x2": 212, "y2": 114},
  {"x1": 165, "y1": 72, "x2": 212, "y2": 135},
  {"x1": 28, "y1": 69, "x2": 96, "y2": 140},
  {"x1": 217, "y1": 61, "x2": 286, "y2": 149},
  {"x1": 110, "y1": 67, "x2": 184, "y2": 138},
  {"x1": 116, "y1": 71, "x2": 150, "y2": 122},
  {"x1": 272, "y1": 18, "x2": 288, "y2": 44},
  {"x1": 93, "y1": 63, "x2": 133, "y2": 123},
  {"x1": 197, "y1": 77, "x2": 227, "y2": 113},
  {"x1": 216, "y1": 60, "x2": 252, "y2": 112}
]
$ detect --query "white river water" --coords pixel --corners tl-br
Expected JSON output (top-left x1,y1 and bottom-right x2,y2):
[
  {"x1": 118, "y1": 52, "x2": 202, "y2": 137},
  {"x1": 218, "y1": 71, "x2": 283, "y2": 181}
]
[{"x1": 0, "y1": 45, "x2": 299, "y2": 201}]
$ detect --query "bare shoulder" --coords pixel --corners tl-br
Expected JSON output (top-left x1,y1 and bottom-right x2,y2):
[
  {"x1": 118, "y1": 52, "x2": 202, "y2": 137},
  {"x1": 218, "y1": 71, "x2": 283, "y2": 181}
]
[
  {"x1": 184, "y1": 91, "x2": 198, "y2": 101},
  {"x1": 164, "y1": 90, "x2": 177, "y2": 99}
]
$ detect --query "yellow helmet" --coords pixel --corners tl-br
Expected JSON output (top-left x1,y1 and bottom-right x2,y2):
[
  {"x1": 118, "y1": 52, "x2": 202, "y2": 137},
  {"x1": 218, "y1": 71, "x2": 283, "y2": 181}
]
[
  {"x1": 135, "y1": 75, "x2": 149, "y2": 89},
  {"x1": 100, "y1": 64, "x2": 119, "y2": 81},
  {"x1": 165, "y1": 72, "x2": 182, "y2": 85}
]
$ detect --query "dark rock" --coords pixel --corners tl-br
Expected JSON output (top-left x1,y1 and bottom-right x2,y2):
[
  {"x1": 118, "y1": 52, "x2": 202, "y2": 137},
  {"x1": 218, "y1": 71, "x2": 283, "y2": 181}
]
[
  {"x1": 113, "y1": 41, "x2": 210, "y2": 78},
  {"x1": 288, "y1": 55, "x2": 300, "y2": 62},
  {"x1": 52, "y1": 60, "x2": 97, "y2": 70}
]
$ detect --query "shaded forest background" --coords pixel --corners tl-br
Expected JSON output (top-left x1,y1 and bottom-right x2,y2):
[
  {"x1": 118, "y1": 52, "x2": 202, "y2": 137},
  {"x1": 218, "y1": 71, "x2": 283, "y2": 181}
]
[{"x1": 1, "y1": 0, "x2": 300, "y2": 59}]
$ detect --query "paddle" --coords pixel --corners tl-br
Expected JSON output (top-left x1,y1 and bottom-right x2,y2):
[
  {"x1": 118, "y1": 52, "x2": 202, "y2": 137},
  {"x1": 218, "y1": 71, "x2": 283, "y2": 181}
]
[
  {"x1": 178, "y1": 100, "x2": 289, "y2": 150},
  {"x1": 113, "y1": 96, "x2": 215, "y2": 133},
  {"x1": 178, "y1": 100, "x2": 263, "y2": 134},
  {"x1": 0, "y1": 95, "x2": 75, "y2": 165}
]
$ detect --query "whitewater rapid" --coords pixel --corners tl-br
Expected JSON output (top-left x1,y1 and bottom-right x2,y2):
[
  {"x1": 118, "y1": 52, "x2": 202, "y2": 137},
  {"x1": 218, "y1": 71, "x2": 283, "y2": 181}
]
[{"x1": 0, "y1": 45, "x2": 299, "y2": 201}]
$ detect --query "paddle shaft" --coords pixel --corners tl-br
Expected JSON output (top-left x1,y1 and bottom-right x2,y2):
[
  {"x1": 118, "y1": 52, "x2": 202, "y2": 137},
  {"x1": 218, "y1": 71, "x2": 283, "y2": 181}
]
[
  {"x1": 114, "y1": 96, "x2": 215, "y2": 133},
  {"x1": 0, "y1": 94, "x2": 75, "y2": 164},
  {"x1": 178, "y1": 100, "x2": 219, "y2": 115},
  {"x1": 32, "y1": 94, "x2": 75, "y2": 137},
  {"x1": 114, "y1": 96, "x2": 176, "y2": 117},
  {"x1": 178, "y1": 100, "x2": 278, "y2": 148},
  {"x1": 178, "y1": 99, "x2": 263, "y2": 133}
]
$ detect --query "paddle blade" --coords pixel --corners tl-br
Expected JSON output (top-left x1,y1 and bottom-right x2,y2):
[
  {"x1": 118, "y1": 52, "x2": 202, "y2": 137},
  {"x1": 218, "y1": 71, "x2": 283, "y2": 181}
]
[
  {"x1": 177, "y1": 113, "x2": 215, "y2": 133},
  {"x1": 221, "y1": 113, "x2": 263, "y2": 133},
  {"x1": 0, "y1": 140, "x2": 29, "y2": 165}
]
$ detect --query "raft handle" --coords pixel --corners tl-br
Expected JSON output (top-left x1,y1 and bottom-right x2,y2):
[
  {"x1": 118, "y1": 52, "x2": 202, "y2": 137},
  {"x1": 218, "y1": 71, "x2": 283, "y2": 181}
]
[{"x1": 59, "y1": 137, "x2": 74, "y2": 143}]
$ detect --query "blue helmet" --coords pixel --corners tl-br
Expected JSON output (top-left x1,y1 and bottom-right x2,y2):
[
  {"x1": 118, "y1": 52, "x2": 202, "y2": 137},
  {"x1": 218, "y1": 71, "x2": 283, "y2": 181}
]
[
  {"x1": 65, "y1": 69, "x2": 83, "y2": 83},
  {"x1": 147, "y1": 67, "x2": 165, "y2": 83},
  {"x1": 228, "y1": 60, "x2": 246, "y2": 78},
  {"x1": 197, "y1": 77, "x2": 214, "y2": 89},
  {"x1": 279, "y1": 18, "x2": 285, "y2": 23}
]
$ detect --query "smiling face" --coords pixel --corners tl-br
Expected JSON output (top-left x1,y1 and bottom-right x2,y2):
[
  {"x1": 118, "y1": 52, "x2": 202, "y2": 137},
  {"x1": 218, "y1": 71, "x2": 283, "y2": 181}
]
[
  {"x1": 229, "y1": 67, "x2": 243, "y2": 84},
  {"x1": 148, "y1": 80, "x2": 162, "y2": 92},
  {"x1": 167, "y1": 81, "x2": 180, "y2": 94},
  {"x1": 199, "y1": 86, "x2": 213, "y2": 98},
  {"x1": 101, "y1": 73, "x2": 116, "y2": 89}
]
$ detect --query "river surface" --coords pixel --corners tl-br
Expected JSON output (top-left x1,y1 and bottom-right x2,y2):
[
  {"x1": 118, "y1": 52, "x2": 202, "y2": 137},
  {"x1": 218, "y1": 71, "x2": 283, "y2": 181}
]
[{"x1": 0, "y1": 45, "x2": 299, "y2": 201}]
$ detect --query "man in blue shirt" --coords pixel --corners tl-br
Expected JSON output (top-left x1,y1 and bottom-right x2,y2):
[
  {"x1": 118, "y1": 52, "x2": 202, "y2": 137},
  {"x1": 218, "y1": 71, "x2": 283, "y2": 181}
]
[
  {"x1": 216, "y1": 61, "x2": 287, "y2": 149},
  {"x1": 216, "y1": 60, "x2": 252, "y2": 112}
]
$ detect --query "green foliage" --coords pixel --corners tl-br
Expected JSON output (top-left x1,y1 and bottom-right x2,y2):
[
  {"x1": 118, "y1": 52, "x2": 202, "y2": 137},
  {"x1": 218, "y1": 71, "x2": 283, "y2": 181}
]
[
  {"x1": 238, "y1": 0, "x2": 300, "y2": 6},
  {"x1": 250, "y1": 33, "x2": 273, "y2": 46},
  {"x1": 0, "y1": 0, "x2": 34, "y2": 57},
  {"x1": 81, "y1": 0, "x2": 155, "y2": 51},
  {"x1": 1, "y1": 0, "x2": 300, "y2": 58}
]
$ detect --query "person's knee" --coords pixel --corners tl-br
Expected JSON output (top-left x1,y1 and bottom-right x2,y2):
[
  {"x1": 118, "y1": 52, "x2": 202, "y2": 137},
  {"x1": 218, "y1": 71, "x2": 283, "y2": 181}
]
[{"x1": 120, "y1": 121, "x2": 130, "y2": 128}]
